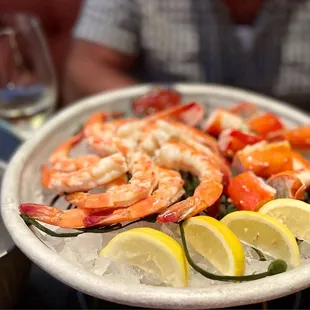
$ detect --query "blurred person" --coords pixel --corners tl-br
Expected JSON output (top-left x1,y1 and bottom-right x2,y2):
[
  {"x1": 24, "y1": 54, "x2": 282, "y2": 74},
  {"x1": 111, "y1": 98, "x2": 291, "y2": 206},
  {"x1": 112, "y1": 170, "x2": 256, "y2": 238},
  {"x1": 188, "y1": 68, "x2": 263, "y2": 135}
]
[{"x1": 65, "y1": 0, "x2": 310, "y2": 110}]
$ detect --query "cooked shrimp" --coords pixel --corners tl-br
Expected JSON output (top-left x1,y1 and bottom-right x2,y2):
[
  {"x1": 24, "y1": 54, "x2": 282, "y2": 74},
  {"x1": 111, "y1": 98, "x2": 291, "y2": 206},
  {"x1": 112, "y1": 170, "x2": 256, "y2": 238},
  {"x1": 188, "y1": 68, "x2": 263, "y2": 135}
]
[
  {"x1": 49, "y1": 131, "x2": 100, "y2": 172},
  {"x1": 162, "y1": 120, "x2": 220, "y2": 154},
  {"x1": 41, "y1": 153, "x2": 128, "y2": 193},
  {"x1": 136, "y1": 123, "x2": 163, "y2": 155},
  {"x1": 114, "y1": 105, "x2": 200, "y2": 153},
  {"x1": 155, "y1": 140, "x2": 223, "y2": 222},
  {"x1": 19, "y1": 175, "x2": 129, "y2": 229},
  {"x1": 66, "y1": 152, "x2": 158, "y2": 208},
  {"x1": 84, "y1": 111, "x2": 137, "y2": 156},
  {"x1": 145, "y1": 101, "x2": 200, "y2": 122},
  {"x1": 152, "y1": 131, "x2": 232, "y2": 187},
  {"x1": 83, "y1": 168, "x2": 185, "y2": 227},
  {"x1": 139, "y1": 120, "x2": 219, "y2": 156},
  {"x1": 19, "y1": 203, "x2": 104, "y2": 229},
  {"x1": 116, "y1": 102, "x2": 199, "y2": 138},
  {"x1": 104, "y1": 174, "x2": 128, "y2": 191}
]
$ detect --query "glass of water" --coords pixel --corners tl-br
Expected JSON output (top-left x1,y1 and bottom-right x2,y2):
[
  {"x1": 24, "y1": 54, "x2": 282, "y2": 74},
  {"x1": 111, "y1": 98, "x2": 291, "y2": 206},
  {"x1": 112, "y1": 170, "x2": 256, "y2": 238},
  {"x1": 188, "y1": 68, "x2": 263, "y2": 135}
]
[{"x1": 0, "y1": 13, "x2": 57, "y2": 137}]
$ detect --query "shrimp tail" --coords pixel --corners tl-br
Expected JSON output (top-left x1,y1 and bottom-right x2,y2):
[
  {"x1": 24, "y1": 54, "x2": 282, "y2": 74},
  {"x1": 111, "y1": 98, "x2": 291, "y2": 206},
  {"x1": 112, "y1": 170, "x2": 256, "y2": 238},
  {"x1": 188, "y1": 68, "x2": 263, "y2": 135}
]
[
  {"x1": 19, "y1": 203, "x2": 102, "y2": 228},
  {"x1": 19, "y1": 203, "x2": 63, "y2": 227},
  {"x1": 19, "y1": 203, "x2": 57, "y2": 217},
  {"x1": 49, "y1": 131, "x2": 84, "y2": 163},
  {"x1": 145, "y1": 102, "x2": 198, "y2": 122},
  {"x1": 157, "y1": 180, "x2": 223, "y2": 223}
]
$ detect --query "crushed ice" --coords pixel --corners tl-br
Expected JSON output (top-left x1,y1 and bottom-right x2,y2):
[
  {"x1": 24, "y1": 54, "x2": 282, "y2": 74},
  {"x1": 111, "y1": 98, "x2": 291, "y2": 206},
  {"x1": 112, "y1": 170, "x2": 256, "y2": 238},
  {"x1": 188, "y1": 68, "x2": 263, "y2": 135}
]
[{"x1": 36, "y1": 222, "x2": 310, "y2": 289}]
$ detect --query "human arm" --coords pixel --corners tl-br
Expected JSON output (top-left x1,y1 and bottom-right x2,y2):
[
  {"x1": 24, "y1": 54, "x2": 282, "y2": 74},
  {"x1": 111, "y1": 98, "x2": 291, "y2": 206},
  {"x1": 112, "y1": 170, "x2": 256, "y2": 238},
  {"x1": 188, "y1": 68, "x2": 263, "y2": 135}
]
[
  {"x1": 64, "y1": 40, "x2": 138, "y2": 104},
  {"x1": 63, "y1": 0, "x2": 140, "y2": 104}
]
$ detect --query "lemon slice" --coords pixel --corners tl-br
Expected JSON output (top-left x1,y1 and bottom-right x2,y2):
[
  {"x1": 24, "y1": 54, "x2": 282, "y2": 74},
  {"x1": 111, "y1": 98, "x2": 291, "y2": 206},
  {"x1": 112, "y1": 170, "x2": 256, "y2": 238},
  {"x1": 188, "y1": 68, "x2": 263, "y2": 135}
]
[
  {"x1": 221, "y1": 211, "x2": 300, "y2": 268},
  {"x1": 259, "y1": 198, "x2": 310, "y2": 243},
  {"x1": 99, "y1": 227, "x2": 189, "y2": 287},
  {"x1": 183, "y1": 216, "x2": 245, "y2": 276}
]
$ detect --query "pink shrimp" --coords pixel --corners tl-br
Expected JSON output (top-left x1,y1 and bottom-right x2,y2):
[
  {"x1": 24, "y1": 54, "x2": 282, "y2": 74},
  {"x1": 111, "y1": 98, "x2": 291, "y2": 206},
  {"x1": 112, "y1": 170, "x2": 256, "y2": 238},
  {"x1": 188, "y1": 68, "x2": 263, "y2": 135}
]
[
  {"x1": 41, "y1": 153, "x2": 128, "y2": 193},
  {"x1": 84, "y1": 112, "x2": 137, "y2": 156},
  {"x1": 49, "y1": 131, "x2": 99, "y2": 172},
  {"x1": 84, "y1": 103, "x2": 198, "y2": 157},
  {"x1": 84, "y1": 168, "x2": 185, "y2": 227},
  {"x1": 155, "y1": 140, "x2": 223, "y2": 222},
  {"x1": 19, "y1": 203, "x2": 104, "y2": 229},
  {"x1": 19, "y1": 174, "x2": 130, "y2": 229},
  {"x1": 159, "y1": 120, "x2": 220, "y2": 155},
  {"x1": 150, "y1": 125, "x2": 231, "y2": 187},
  {"x1": 116, "y1": 102, "x2": 201, "y2": 139},
  {"x1": 66, "y1": 152, "x2": 158, "y2": 208}
]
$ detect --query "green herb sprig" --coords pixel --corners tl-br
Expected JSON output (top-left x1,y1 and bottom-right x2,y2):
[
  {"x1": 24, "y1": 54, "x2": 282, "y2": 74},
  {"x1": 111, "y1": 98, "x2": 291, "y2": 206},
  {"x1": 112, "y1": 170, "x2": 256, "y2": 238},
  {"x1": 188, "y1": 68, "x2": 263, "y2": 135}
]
[
  {"x1": 179, "y1": 222, "x2": 287, "y2": 282},
  {"x1": 180, "y1": 171, "x2": 200, "y2": 199},
  {"x1": 20, "y1": 214, "x2": 158, "y2": 238}
]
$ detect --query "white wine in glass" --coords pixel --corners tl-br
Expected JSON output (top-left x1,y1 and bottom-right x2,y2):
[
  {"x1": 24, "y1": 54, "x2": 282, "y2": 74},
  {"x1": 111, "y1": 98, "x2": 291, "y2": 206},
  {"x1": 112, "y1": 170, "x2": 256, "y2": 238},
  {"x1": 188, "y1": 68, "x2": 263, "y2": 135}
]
[{"x1": 0, "y1": 13, "x2": 57, "y2": 138}]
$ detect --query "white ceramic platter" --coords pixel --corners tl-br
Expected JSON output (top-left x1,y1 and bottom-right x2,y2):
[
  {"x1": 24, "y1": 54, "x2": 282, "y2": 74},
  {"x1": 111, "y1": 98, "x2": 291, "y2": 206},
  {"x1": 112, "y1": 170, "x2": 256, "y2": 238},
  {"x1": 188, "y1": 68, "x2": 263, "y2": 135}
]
[
  {"x1": 0, "y1": 160, "x2": 15, "y2": 258},
  {"x1": 1, "y1": 84, "x2": 310, "y2": 309}
]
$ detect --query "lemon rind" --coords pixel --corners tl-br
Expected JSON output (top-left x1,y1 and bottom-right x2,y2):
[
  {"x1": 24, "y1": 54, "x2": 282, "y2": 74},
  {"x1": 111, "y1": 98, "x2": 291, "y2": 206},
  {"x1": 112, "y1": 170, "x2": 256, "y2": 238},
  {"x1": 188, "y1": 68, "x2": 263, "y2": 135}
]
[
  {"x1": 100, "y1": 227, "x2": 189, "y2": 287},
  {"x1": 184, "y1": 216, "x2": 245, "y2": 276},
  {"x1": 221, "y1": 211, "x2": 300, "y2": 268}
]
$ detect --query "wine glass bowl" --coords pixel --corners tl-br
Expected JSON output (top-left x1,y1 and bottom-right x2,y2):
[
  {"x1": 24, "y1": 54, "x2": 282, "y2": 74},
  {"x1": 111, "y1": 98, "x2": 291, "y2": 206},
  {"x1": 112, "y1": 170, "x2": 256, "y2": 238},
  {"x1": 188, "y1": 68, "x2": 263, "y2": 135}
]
[{"x1": 0, "y1": 13, "x2": 57, "y2": 132}]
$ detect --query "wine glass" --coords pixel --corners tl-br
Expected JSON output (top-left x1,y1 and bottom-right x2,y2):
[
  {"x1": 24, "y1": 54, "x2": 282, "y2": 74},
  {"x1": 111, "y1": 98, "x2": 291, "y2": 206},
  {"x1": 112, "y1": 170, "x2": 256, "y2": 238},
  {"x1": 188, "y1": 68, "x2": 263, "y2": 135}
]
[{"x1": 0, "y1": 13, "x2": 57, "y2": 138}]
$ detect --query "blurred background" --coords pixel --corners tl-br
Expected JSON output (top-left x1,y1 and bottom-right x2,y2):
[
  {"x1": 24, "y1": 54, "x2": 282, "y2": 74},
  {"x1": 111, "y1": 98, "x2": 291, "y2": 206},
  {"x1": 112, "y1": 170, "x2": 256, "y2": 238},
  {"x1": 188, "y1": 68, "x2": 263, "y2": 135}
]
[
  {"x1": 0, "y1": 0, "x2": 82, "y2": 139},
  {"x1": 0, "y1": 0, "x2": 309, "y2": 139},
  {"x1": 0, "y1": 0, "x2": 82, "y2": 106},
  {"x1": 0, "y1": 0, "x2": 309, "y2": 309}
]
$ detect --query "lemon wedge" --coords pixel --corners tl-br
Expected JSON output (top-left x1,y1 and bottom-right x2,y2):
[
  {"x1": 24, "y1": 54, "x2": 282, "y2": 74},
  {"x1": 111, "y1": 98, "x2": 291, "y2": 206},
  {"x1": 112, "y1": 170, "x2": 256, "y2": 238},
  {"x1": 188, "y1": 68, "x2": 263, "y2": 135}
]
[
  {"x1": 183, "y1": 216, "x2": 245, "y2": 276},
  {"x1": 259, "y1": 198, "x2": 310, "y2": 243},
  {"x1": 221, "y1": 211, "x2": 300, "y2": 268},
  {"x1": 99, "y1": 227, "x2": 189, "y2": 287}
]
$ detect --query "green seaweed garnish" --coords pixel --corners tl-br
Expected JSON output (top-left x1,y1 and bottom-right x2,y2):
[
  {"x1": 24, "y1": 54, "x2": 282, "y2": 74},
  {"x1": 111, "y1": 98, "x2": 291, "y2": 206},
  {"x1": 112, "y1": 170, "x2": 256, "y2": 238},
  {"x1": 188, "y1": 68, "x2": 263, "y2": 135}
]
[
  {"x1": 217, "y1": 195, "x2": 237, "y2": 220},
  {"x1": 179, "y1": 222, "x2": 287, "y2": 282},
  {"x1": 21, "y1": 213, "x2": 157, "y2": 238},
  {"x1": 50, "y1": 195, "x2": 60, "y2": 206},
  {"x1": 252, "y1": 247, "x2": 267, "y2": 261},
  {"x1": 180, "y1": 171, "x2": 200, "y2": 199}
]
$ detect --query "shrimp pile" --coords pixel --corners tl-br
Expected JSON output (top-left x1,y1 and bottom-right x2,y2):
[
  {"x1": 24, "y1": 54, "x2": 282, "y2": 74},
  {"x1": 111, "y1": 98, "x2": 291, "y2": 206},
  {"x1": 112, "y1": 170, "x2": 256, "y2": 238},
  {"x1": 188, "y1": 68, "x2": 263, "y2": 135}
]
[{"x1": 19, "y1": 88, "x2": 310, "y2": 230}]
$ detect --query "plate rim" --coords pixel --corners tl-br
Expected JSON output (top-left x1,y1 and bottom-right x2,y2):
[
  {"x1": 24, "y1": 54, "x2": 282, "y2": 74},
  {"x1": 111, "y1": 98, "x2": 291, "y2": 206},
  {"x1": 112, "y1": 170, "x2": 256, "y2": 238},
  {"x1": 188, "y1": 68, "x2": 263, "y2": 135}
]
[
  {"x1": 0, "y1": 159, "x2": 15, "y2": 258},
  {"x1": 2, "y1": 83, "x2": 310, "y2": 309}
]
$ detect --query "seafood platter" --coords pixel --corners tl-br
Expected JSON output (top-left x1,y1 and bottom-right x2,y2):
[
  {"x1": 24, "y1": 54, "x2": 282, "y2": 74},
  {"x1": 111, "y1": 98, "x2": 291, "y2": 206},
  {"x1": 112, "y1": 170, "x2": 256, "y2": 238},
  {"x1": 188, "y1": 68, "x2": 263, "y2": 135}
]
[{"x1": 2, "y1": 84, "x2": 310, "y2": 309}]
